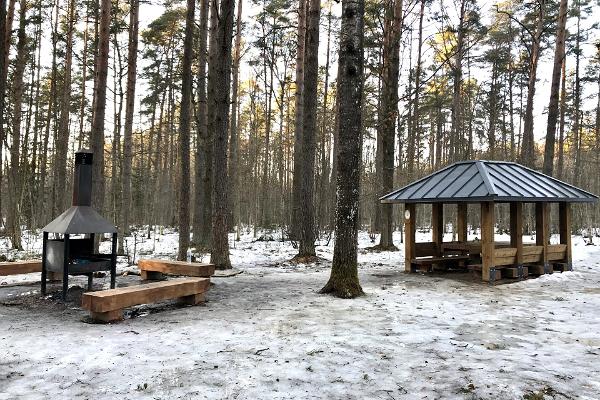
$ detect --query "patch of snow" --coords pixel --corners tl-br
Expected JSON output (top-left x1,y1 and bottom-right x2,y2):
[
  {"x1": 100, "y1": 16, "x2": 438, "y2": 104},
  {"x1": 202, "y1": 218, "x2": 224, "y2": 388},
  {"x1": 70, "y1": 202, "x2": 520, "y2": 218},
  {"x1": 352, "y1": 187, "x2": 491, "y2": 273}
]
[{"x1": 0, "y1": 228, "x2": 599, "y2": 398}]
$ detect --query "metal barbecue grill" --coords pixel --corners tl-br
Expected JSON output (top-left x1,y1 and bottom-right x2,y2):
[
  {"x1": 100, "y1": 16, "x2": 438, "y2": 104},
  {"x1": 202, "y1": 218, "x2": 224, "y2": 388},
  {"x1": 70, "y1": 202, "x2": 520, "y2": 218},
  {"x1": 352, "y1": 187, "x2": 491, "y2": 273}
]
[{"x1": 41, "y1": 150, "x2": 117, "y2": 300}]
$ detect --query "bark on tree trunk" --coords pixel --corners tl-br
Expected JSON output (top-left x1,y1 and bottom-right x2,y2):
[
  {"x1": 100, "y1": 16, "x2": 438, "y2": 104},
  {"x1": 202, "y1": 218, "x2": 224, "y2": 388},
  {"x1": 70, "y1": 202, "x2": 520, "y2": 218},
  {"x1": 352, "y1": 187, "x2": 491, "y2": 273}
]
[
  {"x1": 6, "y1": 0, "x2": 27, "y2": 250},
  {"x1": 291, "y1": 0, "x2": 306, "y2": 241},
  {"x1": 209, "y1": 0, "x2": 235, "y2": 269},
  {"x1": 121, "y1": 0, "x2": 139, "y2": 254},
  {"x1": 0, "y1": 0, "x2": 14, "y2": 228},
  {"x1": 321, "y1": 0, "x2": 365, "y2": 298},
  {"x1": 192, "y1": 0, "x2": 210, "y2": 248},
  {"x1": 177, "y1": 0, "x2": 195, "y2": 261},
  {"x1": 227, "y1": 0, "x2": 243, "y2": 233},
  {"x1": 90, "y1": 0, "x2": 111, "y2": 219},
  {"x1": 572, "y1": 1, "x2": 582, "y2": 186},
  {"x1": 202, "y1": 0, "x2": 219, "y2": 249},
  {"x1": 449, "y1": 0, "x2": 466, "y2": 162},
  {"x1": 557, "y1": 58, "x2": 566, "y2": 179},
  {"x1": 377, "y1": 0, "x2": 403, "y2": 250},
  {"x1": 296, "y1": 0, "x2": 320, "y2": 259},
  {"x1": 542, "y1": 0, "x2": 567, "y2": 176},
  {"x1": 54, "y1": 0, "x2": 75, "y2": 218},
  {"x1": 407, "y1": 0, "x2": 424, "y2": 176},
  {"x1": 520, "y1": 0, "x2": 545, "y2": 168}
]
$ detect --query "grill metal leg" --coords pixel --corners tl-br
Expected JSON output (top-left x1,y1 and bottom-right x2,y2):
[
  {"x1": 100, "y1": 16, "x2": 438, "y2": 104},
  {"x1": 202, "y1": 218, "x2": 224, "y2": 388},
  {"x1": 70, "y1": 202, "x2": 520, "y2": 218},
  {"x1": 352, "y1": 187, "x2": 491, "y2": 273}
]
[
  {"x1": 62, "y1": 234, "x2": 70, "y2": 301},
  {"x1": 110, "y1": 233, "x2": 117, "y2": 289},
  {"x1": 41, "y1": 232, "x2": 48, "y2": 296}
]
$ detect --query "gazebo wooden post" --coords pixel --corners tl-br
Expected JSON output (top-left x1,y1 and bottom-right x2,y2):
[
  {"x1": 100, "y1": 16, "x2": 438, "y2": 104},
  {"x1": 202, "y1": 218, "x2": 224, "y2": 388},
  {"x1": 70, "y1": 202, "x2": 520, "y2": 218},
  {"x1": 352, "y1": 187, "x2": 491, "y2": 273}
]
[
  {"x1": 559, "y1": 202, "x2": 572, "y2": 270},
  {"x1": 510, "y1": 202, "x2": 524, "y2": 278},
  {"x1": 404, "y1": 203, "x2": 416, "y2": 272},
  {"x1": 481, "y1": 201, "x2": 495, "y2": 282},
  {"x1": 457, "y1": 203, "x2": 468, "y2": 243},
  {"x1": 535, "y1": 202, "x2": 550, "y2": 273},
  {"x1": 432, "y1": 203, "x2": 444, "y2": 256}
]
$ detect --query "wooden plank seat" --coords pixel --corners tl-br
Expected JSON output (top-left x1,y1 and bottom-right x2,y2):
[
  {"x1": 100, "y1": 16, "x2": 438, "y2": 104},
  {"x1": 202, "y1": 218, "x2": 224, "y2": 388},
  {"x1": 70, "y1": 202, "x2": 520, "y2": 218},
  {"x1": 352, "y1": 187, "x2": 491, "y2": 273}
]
[
  {"x1": 0, "y1": 260, "x2": 62, "y2": 281},
  {"x1": 0, "y1": 260, "x2": 42, "y2": 276},
  {"x1": 411, "y1": 255, "x2": 470, "y2": 272},
  {"x1": 138, "y1": 259, "x2": 215, "y2": 280},
  {"x1": 81, "y1": 278, "x2": 210, "y2": 322}
]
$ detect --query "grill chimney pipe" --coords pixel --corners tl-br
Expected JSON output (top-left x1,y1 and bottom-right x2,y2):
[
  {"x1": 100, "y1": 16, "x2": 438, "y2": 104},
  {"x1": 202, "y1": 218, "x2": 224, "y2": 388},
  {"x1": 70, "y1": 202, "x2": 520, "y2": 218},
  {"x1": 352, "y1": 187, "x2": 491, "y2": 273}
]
[{"x1": 72, "y1": 150, "x2": 93, "y2": 206}]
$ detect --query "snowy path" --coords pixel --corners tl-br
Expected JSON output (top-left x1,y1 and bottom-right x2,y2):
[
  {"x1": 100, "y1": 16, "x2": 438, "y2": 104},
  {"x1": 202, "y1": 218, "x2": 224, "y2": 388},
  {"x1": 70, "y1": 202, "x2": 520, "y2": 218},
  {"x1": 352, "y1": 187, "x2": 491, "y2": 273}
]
[{"x1": 1, "y1": 231, "x2": 600, "y2": 399}]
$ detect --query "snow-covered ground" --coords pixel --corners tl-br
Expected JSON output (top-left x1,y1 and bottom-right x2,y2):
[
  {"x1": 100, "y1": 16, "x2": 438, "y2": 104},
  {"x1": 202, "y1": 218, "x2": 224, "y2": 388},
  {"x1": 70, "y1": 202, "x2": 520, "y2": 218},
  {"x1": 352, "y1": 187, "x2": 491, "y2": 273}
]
[{"x1": 1, "y1": 229, "x2": 599, "y2": 399}]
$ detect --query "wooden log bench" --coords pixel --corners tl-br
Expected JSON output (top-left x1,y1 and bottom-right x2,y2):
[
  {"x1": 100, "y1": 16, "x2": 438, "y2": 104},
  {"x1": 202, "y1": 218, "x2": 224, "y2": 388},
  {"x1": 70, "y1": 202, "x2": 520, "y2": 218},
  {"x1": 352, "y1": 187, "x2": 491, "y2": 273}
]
[
  {"x1": 0, "y1": 260, "x2": 42, "y2": 276},
  {"x1": 138, "y1": 259, "x2": 215, "y2": 280},
  {"x1": 411, "y1": 255, "x2": 470, "y2": 273},
  {"x1": 81, "y1": 278, "x2": 210, "y2": 322},
  {"x1": 0, "y1": 261, "x2": 62, "y2": 281}
]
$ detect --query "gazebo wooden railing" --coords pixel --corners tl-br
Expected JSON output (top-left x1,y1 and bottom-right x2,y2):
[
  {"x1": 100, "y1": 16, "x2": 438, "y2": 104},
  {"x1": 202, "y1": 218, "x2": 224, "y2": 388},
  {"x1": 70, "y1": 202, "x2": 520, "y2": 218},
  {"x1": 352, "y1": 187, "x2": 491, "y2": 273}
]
[{"x1": 381, "y1": 161, "x2": 597, "y2": 283}]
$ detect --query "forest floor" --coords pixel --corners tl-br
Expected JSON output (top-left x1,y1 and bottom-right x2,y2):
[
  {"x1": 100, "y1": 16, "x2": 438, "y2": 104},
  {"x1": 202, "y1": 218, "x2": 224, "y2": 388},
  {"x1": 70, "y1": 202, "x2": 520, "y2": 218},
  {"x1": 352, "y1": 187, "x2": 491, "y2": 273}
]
[{"x1": 1, "y1": 229, "x2": 600, "y2": 399}]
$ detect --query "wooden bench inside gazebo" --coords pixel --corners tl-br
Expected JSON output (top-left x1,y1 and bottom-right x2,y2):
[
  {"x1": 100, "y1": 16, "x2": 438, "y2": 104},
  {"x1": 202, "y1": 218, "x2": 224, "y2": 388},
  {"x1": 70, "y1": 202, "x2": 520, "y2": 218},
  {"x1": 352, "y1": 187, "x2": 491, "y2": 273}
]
[{"x1": 381, "y1": 160, "x2": 598, "y2": 283}]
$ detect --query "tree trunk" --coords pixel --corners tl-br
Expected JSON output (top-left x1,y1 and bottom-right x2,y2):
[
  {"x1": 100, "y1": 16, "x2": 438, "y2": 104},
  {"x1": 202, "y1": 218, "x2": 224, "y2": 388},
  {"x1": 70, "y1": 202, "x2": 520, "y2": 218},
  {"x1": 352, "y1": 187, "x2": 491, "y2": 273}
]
[
  {"x1": 209, "y1": 0, "x2": 235, "y2": 269},
  {"x1": 90, "y1": 0, "x2": 111, "y2": 218},
  {"x1": 295, "y1": 0, "x2": 320, "y2": 259},
  {"x1": 177, "y1": 0, "x2": 195, "y2": 260},
  {"x1": 0, "y1": 0, "x2": 14, "y2": 228},
  {"x1": 192, "y1": 0, "x2": 210, "y2": 248},
  {"x1": 7, "y1": 0, "x2": 27, "y2": 249},
  {"x1": 320, "y1": 0, "x2": 365, "y2": 298},
  {"x1": 572, "y1": 1, "x2": 582, "y2": 186},
  {"x1": 201, "y1": 0, "x2": 219, "y2": 248},
  {"x1": 488, "y1": 64, "x2": 498, "y2": 159},
  {"x1": 121, "y1": 0, "x2": 139, "y2": 253},
  {"x1": 407, "y1": 0, "x2": 424, "y2": 176},
  {"x1": 377, "y1": 0, "x2": 403, "y2": 250},
  {"x1": 557, "y1": 58, "x2": 566, "y2": 179},
  {"x1": 542, "y1": 0, "x2": 567, "y2": 176},
  {"x1": 227, "y1": 0, "x2": 243, "y2": 232},
  {"x1": 259, "y1": 15, "x2": 274, "y2": 228},
  {"x1": 53, "y1": 0, "x2": 76, "y2": 218},
  {"x1": 318, "y1": 3, "x2": 332, "y2": 233},
  {"x1": 291, "y1": 0, "x2": 306, "y2": 240},
  {"x1": 520, "y1": 0, "x2": 545, "y2": 168},
  {"x1": 449, "y1": 0, "x2": 466, "y2": 162}
]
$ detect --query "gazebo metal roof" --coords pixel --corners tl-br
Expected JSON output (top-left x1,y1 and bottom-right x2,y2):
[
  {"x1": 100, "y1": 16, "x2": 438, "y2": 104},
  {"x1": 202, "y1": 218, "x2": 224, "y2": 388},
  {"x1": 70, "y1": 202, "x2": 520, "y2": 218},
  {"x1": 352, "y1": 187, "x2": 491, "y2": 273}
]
[{"x1": 380, "y1": 160, "x2": 598, "y2": 204}]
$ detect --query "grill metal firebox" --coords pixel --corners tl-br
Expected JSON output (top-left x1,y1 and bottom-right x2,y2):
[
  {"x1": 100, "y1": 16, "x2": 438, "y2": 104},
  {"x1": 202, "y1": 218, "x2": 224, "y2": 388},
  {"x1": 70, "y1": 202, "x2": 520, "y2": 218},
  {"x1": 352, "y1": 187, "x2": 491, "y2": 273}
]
[{"x1": 41, "y1": 150, "x2": 117, "y2": 300}]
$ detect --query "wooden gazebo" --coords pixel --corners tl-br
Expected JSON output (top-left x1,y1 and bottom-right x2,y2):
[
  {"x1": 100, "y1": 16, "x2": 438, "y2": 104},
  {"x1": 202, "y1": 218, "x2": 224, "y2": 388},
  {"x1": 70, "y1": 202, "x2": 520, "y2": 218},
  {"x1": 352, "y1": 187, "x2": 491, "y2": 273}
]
[{"x1": 380, "y1": 161, "x2": 598, "y2": 283}]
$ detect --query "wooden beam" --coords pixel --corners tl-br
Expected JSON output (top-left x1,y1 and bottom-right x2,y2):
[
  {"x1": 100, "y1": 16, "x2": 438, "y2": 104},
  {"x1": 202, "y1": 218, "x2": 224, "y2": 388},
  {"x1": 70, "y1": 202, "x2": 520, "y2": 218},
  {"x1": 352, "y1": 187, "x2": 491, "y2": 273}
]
[
  {"x1": 559, "y1": 202, "x2": 572, "y2": 269},
  {"x1": 138, "y1": 259, "x2": 216, "y2": 279},
  {"x1": 481, "y1": 202, "x2": 495, "y2": 282},
  {"x1": 535, "y1": 202, "x2": 550, "y2": 273},
  {"x1": 0, "y1": 260, "x2": 42, "y2": 276},
  {"x1": 404, "y1": 203, "x2": 416, "y2": 272},
  {"x1": 432, "y1": 203, "x2": 444, "y2": 255},
  {"x1": 457, "y1": 203, "x2": 468, "y2": 242},
  {"x1": 81, "y1": 278, "x2": 210, "y2": 313},
  {"x1": 510, "y1": 202, "x2": 523, "y2": 267}
]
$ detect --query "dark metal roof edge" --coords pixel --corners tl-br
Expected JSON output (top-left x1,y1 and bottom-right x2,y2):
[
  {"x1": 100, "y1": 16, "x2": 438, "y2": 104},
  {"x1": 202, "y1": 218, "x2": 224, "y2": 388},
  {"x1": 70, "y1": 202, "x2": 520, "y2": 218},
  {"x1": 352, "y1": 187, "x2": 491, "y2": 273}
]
[
  {"x1": 515, "y1": 163, "x2": 599, "y2": 200},
  {"x1": 381, "y1": 197, "x2": 598, "y2": 204}
]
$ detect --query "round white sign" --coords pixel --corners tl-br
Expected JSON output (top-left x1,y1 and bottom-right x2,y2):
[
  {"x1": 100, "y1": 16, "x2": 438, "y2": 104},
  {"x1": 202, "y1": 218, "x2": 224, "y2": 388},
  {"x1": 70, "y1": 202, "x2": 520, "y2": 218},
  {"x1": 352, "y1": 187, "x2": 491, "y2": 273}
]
[{"x1": 404, "y1": 209, "x2": 411, "y2": 220}]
